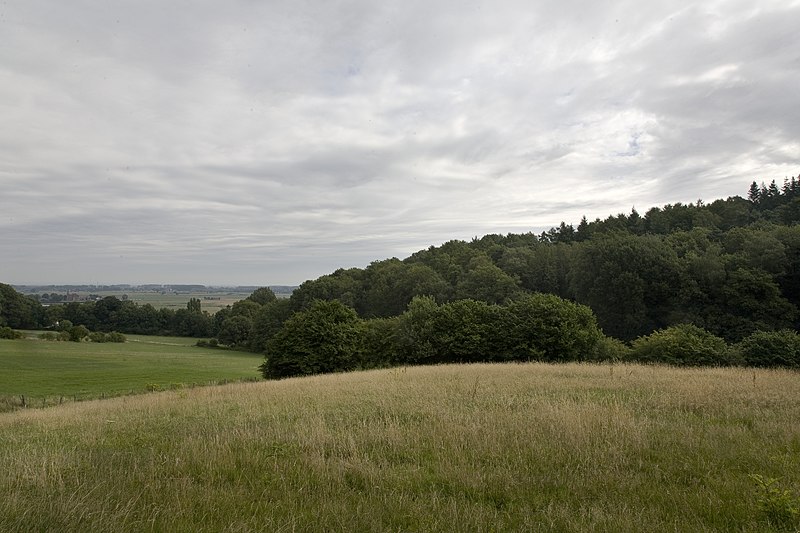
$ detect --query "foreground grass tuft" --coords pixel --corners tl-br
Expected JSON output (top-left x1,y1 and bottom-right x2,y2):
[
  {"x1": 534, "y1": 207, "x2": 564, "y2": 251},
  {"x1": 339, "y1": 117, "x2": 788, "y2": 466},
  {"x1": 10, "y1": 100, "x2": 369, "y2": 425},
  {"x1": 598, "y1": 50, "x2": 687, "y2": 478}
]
[{"x1": 1, "y1": 363, "x2": 799, "y2": 532}]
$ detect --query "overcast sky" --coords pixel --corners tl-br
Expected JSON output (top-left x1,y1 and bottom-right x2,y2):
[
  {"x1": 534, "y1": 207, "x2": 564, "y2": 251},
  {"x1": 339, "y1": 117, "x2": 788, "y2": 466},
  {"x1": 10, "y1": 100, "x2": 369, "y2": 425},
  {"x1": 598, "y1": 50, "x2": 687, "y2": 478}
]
[{"x1": 2, "y1": 1, "x2": 799, "y2": 286}]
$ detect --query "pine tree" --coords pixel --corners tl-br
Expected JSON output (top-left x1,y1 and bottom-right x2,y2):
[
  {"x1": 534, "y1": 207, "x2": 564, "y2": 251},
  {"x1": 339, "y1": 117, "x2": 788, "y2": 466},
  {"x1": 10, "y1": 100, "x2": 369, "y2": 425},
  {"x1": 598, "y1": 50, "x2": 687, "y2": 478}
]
[{"x1": 748, "y1": 181, "x2": 761, "y2": 204}]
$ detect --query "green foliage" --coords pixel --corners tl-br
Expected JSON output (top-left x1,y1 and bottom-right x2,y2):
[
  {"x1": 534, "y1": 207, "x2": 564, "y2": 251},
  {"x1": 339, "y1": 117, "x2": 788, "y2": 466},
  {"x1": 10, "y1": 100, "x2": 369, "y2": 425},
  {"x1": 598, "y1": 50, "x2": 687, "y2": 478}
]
[
  {"x1": 38, "y1": 332, "x2": 59, "y2": 341},
  {"x1": 733, "y1": 330, "x2": 800, "y2": 368},
  {"x1": 359, "y1": 259, "x2": 451, "y2": 317},
  {"x1": 749, "y1": 474, "x2": 800, "y2": 530},
  {"x1": 246, "y1": 287, "x2": 278, "y2": 305},
  {"x1": 262, "y1": 300, "x2": 363, "y2": 379},
  {"x1": 249, "y1": 299, "x2": 293, "y2": 353},
  {"x1": 289, "y1": 268, "x2": 364, "y2": 312},
  {"x1": 0, "y1": 327, "x2": 24, "y2": 340},
  {"x1": 196, "y1": 338, "x2": 220, "y2": 348},
  {"x1": 589, "y1": 335, "x2": 630, "y2": 362},
  {"x1": 427, "y1": 299, "x2": 506, "y2": 363},
  {"x1": 68, "y1": 325, "x2": 90, "y2": 342},
  {"x1": 630, "y1": 324, "x2": 730, "y2": 366},
  {"x1": 105, "y1": 332, "x2": 127, "y2": 343},
  {"x1": 361, "y1": 294, "x2": 606, "y2": 371},
  {"x1": 187, "y1": 297, "x2": 202, "y2": 314},
  {"x1": 0, "y1": 283, "x2": 41, "y2": 329},
  {"x1": 392, "y1": 295, "x2": 440, "y2": 365},
  {"x1": 87, "y1": 331, "x2": 126, "y2": 343},
  {"x1": 361, "y1": 316, "x2": 401, "y2": 368},
  {"x1": 569, "y1": 234, "x2": 682, "y2": 341},
  {"x1": 503, "y1": 293, "x2": 604, "y2": 362},
  {"x1": 218, "y1": 315, "x2": 253, "y2": 348},
  {"x1": 454, "y1": 256, "x2": 522, "y2": 304}
]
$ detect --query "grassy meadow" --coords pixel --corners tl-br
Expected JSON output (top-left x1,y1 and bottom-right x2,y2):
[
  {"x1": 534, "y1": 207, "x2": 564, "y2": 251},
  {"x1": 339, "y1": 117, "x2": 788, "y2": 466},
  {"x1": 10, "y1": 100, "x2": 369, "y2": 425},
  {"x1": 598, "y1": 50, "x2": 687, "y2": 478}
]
[
  {"x1": 1, "y1": 362, "x2": 799, "y2": 532},
  {"x1": 0, "y1": 336, "x2": 262, "y2": 410}
]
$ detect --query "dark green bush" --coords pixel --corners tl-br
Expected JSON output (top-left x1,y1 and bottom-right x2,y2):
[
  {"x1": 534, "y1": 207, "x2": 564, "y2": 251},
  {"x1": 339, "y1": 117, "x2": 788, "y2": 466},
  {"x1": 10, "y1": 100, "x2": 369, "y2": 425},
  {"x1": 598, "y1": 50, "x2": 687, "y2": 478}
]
[
  {"x1": 68, "y1": 325, "x2": 90, "y2": 342},
  {"x1": 589, "y1": 335, "x2": 631, "y2": 362},
  {"x1": 261, "y1": 300, "x2": 363, "y2": 379},
  {"x1": 0, "y1": 326, "x2": 24, "y2": 339},
  {"x1": 503, "y1": 293, "x2": 604, "y2": 362},
  {"x1": 630, "y1": 324, "x2": 730, "y2": 366},
  {"x1": 733, "y1": 330, "x2": 800, "y2": 368},
  {"x1": 105, "y1": 331, "x2": 126, "y2": 343}
]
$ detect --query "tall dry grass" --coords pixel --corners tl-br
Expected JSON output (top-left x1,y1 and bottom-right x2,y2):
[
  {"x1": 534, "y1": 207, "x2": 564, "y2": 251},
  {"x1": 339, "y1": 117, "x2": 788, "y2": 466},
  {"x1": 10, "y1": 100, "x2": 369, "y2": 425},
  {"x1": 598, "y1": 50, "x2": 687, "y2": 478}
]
[{"x1": 1, "y1": 362, "x2": 799, "y2": 532}]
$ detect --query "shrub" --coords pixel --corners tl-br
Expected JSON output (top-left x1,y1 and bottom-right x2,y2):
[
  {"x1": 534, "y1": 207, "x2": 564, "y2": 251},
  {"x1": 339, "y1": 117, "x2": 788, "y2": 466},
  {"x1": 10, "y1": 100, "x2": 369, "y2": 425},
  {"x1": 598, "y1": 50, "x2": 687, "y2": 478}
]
[
  {"x1": 196, "y1": 338, "x2": 220, "y2": 348},
  {"x1": 589, "y1": 335, "x2": 631, "y2": 362},
  {"x1": 68, "y1": 325, "x2": 90, "y2": 342},
  {"x1": 89, "y1": 332, "x2": 107, "y2": 343},
  {"x1": 38, "y1": 332, "x2": 59, "y2": 341},
  {"x1": 750, "y1": 474, "x2": 800, "y2": 529},
  {"x1": 733, "y1": 330, "x2": 800, "y2": 368},
  {"x1": 105, "y1": 331, "x2": 126, "y2": 343},
  {"x1": 630, "y1": 324, "x2": 730, "y2": 366},
  {"x1": 0, "y1": 326, "x2": 24, "y2": 339}
]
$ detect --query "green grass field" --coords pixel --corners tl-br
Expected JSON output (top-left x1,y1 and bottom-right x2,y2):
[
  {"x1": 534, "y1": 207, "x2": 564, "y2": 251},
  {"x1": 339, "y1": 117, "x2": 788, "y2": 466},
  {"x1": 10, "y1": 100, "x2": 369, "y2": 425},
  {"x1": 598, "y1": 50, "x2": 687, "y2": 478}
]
[
  {"x1": 0, "y1": 336, "x2": 263, "y2": 409},
  {"x1": 1, "y1": 363, "x2": 798, "y2": 532}
]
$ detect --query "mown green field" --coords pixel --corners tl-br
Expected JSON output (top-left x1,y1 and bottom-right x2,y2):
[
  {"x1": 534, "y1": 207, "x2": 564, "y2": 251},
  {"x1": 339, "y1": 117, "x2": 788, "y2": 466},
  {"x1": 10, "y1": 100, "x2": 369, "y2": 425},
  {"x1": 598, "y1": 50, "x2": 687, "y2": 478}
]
[
  {"x1": 0, "y1": 336, "x2": 262, "y2": 409},
  {"x1": 1, "y1": 363, "x2": 798, "y2": 532}
]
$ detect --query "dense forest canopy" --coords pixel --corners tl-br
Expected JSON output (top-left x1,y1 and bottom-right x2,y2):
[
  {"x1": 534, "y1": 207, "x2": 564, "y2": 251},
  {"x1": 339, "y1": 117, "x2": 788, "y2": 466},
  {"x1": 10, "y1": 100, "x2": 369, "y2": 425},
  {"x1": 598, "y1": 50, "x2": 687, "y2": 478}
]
[
  {"x1": 286, "y1": 178, "x2": 800, "y2": 341},
  {"x1": 3, "y1": 177, "x2": 799, "y2": 374}
]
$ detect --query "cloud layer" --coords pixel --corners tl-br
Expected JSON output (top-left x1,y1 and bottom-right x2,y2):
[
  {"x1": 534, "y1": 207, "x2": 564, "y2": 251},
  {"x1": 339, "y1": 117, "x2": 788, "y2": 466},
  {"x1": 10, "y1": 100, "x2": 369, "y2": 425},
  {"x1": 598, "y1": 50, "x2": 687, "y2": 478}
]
[{"x1": 2, "y1": 0, "x2": 799, "y2": 284}]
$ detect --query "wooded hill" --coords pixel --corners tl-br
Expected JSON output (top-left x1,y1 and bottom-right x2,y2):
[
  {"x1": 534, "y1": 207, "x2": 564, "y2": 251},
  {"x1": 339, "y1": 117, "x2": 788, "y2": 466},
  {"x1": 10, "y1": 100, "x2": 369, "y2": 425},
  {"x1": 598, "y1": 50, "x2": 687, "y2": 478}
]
[{"x1": 287, "y1": 178, "x2": 800, "y2": 343}]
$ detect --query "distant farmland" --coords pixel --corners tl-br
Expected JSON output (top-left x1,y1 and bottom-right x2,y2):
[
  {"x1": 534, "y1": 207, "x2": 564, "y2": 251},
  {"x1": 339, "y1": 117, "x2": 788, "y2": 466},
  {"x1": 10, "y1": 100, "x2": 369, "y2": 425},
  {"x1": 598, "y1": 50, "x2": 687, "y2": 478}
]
[{"x1": 14, "y1": 285, "x2": 295, "y2": 314}]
